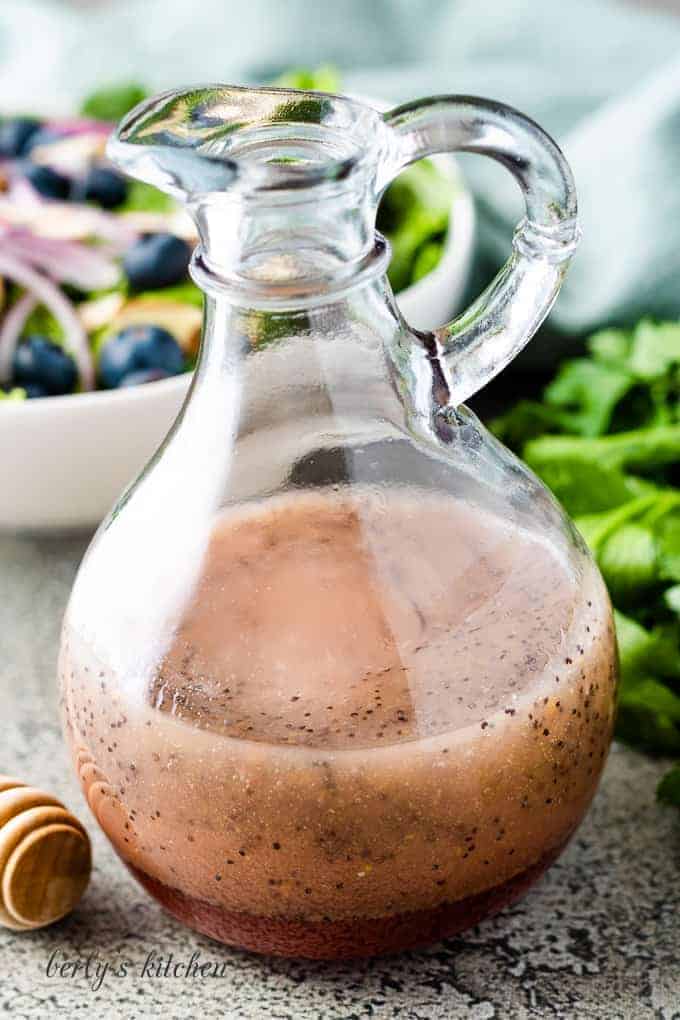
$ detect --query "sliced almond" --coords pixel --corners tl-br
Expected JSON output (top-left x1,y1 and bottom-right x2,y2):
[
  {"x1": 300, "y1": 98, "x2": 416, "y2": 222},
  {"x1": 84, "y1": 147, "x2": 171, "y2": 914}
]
[
  {"x1": 77, "y1": 291, "x2": 126, "y2": 333},
  {"x1": 30, "y1": 133, "x2": 108, "y2": 175}
]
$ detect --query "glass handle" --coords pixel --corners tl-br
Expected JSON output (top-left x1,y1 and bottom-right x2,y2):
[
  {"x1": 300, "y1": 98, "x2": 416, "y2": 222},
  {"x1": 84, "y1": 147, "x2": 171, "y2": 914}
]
[{"x1": 381, "y1": 96, "x2": 580, "y2": 405}]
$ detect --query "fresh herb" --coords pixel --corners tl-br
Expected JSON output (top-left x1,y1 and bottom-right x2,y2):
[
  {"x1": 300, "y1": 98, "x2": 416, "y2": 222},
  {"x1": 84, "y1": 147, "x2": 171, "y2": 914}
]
[{"x1": 493, "y1": 319, "x2": 680, "y2": 800}]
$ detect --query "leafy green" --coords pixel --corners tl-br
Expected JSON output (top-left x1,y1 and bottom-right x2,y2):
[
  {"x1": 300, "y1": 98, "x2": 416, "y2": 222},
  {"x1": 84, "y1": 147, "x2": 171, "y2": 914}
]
[
  {"x1": 588, "y1": 328, "x2": 633, "y2": 366},
  {"x1": 490, "y1": 400, "x2": 565, "y2": 449},
  {"x1": 523, "y1": 425, "x2": 680, "y2": 476},
  {"x1": 120, "y1": 180, "x2": 174, "y2": 214},
  {"x1": 80, "y1": 82, "x2": 148, "y2": 121},
  {"x1": 663, "y1": 584, "x2": 680, "y2": 613},
  {"x1": 657, "y1": 762, "x2": 680, "y2": 805},
  {"x1": 618, "y1": 675, "x2": 680, "y2": 755},
  {"x1": 274, "y1": 66, "x2": 452, "y2": 292},
  {"x1": 0, "y1": 387, "x2": 26, "y2": 401},
  {"x1": 527, "y1": 458, "x2": 638, "y2": 516},
  {"x1": 136, "y1": 281, "x2": 203, "y2": 308},
  {"x1": 574, "y1": 493, "x2": 664, "y2": 556},
  {"x1": 412, "y1": 241, "x2": 444, "y2": 283},
  {"x1": 598, "y1": 524, "x2": 658, "y2": 602},
  {"x1": 273, "y1": 65, "x2": 341, "y2": 92},
  {"x1": 492, "y1": 317, "x2": 680, "y2": 799},
  {"x1": 656, "y1": 515, "x2": 680, "y2": 582},
  {"x1": 377, "y1": 160, "x2": 451, "y2": 293},
  {"x1": 20, "y1": 304, "x2": 64, "y2": 344},
  {"x1": 628, "y1": 319, "x2": 680, "y2": 380},
  {"x1": 612, "y1": 611, "x2": 680, "y2": 683},
  {"x1": 543, "y1": 358, "x2": 635, "y2": 437}
]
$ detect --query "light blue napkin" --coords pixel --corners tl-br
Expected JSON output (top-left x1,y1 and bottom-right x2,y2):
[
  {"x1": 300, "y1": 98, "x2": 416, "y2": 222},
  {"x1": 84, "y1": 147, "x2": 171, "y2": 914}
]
[
  {"x1": 346, "y1": 0, "x2": 680, "y2": 337},
  {"x1": 2, "y1": 0, "x2": 680, "y2": 337}
]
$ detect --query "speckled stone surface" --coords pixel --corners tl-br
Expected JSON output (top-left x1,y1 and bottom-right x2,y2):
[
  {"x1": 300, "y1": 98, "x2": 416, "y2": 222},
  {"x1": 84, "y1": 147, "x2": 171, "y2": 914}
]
[{"x1": 1, "y1": 532, "x2": 678, "y2": 1020}]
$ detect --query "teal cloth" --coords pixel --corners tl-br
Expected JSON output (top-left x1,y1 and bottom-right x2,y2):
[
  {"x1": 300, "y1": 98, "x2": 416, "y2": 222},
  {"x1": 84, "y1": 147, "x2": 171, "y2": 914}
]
[{"x1": 2, "y1": 0, "x2": 680, "y2": 335}]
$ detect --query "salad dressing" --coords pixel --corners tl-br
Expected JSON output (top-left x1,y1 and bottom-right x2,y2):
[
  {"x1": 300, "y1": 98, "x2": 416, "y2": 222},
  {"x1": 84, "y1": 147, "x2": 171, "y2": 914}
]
[{"x1": 60, "y1": 488, "x2": 616, "y2": 957}]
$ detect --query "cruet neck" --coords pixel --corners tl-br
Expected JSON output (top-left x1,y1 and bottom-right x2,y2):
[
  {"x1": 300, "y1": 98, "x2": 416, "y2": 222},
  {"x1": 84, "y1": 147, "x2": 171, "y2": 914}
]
[{"x1": 107, "y1": 86, "x2": 394, "y2": 297}]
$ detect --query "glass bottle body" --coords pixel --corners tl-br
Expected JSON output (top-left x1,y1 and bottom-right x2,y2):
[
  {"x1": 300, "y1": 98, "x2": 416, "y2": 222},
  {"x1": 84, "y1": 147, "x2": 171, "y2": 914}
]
[{"x1": 59, "y1": 85, "x2": 617, "y2": 957}]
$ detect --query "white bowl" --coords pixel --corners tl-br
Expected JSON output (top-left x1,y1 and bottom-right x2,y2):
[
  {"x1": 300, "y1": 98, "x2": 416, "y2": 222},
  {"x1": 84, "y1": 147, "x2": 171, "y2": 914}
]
[{"x1": 0, "y1": 160, "x2": 474, "y2": 532}]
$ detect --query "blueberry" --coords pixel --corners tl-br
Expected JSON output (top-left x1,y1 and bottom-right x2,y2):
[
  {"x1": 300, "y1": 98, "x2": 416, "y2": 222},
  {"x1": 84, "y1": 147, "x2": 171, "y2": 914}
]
[
  {"x1": 98, "y1": 325, "x2": 184, "y2": 388},
  {"x1": 23, "y1": 383, "x2": 50, "y2": 399},
  {"x1": 13, "y1": 337, "x2": 77, "y2": 395},
  {"x1": 23, "y1": 126, "x2": 63, "y2": 153},
  {"x1": 81, "y1": 165, "x2": 128, "y2": 209},
  {"x1": 98, "y1": 331, "x2": 138, "y2": 388},
  {"x1": 0, "y1": 117, "x2": 42, "y2": 157},
  {"x1": 19, "y1": 162, "x2": 71, "y2": 200},
  {"x1": 123, "y1": 233, "x2": 192, "y2": 291},
  {"x1": 119, "y1": 368, "x2": 171, "y2": 387}
]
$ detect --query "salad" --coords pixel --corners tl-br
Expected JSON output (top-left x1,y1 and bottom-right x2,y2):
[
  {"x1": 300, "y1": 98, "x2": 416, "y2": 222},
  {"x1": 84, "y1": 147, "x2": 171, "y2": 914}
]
[
  {"x1": 0, "y1": 76, "x2": 452, "y2": 402},
  {"x1": 493, "y1": 319, "x2": 680, "y2": 806}
]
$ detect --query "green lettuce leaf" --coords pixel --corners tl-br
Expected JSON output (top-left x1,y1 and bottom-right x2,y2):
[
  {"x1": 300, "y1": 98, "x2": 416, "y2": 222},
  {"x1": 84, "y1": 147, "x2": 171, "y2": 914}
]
[
  {"x1": 273, "y1": 66, "x2": 341, "y2": 92},
  {"x1": 136, "y1": 281, "x2": 203, "y2": 308},
  {"x1": 598, "y1": 524, "x2": 658, "y2": 603},
  {"x1": 492, "y1": 318, "x2": 680, "y2": 799},
  {"x1": 120, "y1": 180, "x2": 174, "y2": 214},
  {"x1": 543, "y1": 357, "x2": 635, "y2": 437},
  {"x1": 80, "y1": 82, "x2": 148, "y2": 121}
]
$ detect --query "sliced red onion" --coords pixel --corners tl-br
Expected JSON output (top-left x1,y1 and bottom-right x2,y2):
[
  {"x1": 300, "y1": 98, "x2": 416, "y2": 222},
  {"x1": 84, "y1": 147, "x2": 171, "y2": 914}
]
[
  {"x1": 45, "y1": 118, "x2": 113, "y2": 137},
  {"x1": 2, "y1": 228, "x2": 121, "y2": 290},
  {"x1": 0, "y1": 253, "x2": 95, "y2": 390},
  {"x1": 0, "y1": 291, "x2": 36, "y2": 383},
  {"x1": 2, "y1": 180, "x2": 137, "y2": 250},
  {"x1": 4, "y1": 175, "x2": 43, "y2": 207},
  {"x1": 120, "y1": 208, "x2": 197, "y2": 242},
  {"x1": 77, "y1": 208, "x2": 138, "y2": 251}
]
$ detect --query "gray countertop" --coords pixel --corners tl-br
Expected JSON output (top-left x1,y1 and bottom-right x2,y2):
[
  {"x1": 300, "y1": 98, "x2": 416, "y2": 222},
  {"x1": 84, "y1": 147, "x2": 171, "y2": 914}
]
[{"x1": 1, "y1": 532, "x2": 679, "y2": 1020}]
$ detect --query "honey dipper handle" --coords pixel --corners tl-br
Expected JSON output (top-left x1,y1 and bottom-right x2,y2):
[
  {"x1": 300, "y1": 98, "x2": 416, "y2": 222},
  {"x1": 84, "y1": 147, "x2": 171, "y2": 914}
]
[{"x1": 0, "y1": 781, "x2": 91, "y2": 930}]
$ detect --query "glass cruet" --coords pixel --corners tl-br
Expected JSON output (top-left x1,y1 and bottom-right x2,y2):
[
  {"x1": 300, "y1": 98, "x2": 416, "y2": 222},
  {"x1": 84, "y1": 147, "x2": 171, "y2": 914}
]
[{"x1": 58, "y1": 86, "x2": 618, "y2": 959}]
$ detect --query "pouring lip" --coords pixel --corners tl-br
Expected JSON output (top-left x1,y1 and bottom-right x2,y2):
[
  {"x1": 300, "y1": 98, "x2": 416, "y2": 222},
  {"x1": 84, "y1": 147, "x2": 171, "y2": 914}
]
[{"x1": 107, "y1": 84, "x2": 387, "y2": 199}]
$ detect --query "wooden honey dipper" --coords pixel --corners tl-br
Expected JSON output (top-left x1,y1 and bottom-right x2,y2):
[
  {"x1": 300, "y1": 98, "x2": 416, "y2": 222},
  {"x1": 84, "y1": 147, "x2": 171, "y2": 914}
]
[{"x1": 0, "y1": 776, "x2": 91, "y2": 931}]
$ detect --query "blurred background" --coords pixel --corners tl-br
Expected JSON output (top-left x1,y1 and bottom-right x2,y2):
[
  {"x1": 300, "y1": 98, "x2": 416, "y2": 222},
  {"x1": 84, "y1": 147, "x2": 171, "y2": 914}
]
[{"x1": 2, "y1": 0, "x2": 680, "y2": 342}]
